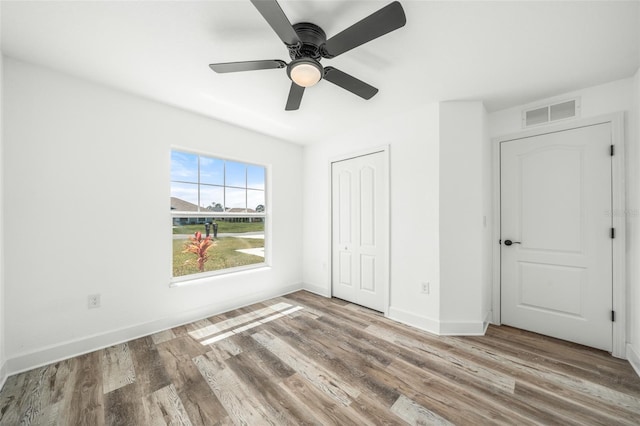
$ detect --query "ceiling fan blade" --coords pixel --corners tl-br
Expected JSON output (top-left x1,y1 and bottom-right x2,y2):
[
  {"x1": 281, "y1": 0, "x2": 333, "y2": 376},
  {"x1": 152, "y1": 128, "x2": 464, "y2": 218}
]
[
  {"x1": 250, "y1": 0, "x2": 301, "y2": 47},
  {"x1": 209, "y1": 60, "x2": 287, "y2": 73},
  {"x1": 285, "y1": 83, "x2": 304, "y2": 111},
  {"x1": 323, "y1": 67, "x2": 378, "y2": 100},
  {"x1": 323, "y1": 1, "x2": 406, "y2": 59}
]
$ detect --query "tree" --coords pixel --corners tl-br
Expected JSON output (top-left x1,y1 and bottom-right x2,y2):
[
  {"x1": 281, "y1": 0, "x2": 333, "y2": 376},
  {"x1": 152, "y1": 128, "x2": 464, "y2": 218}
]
[{"x1": 207, "y1": 202, "x2": 224, "y2": 212}]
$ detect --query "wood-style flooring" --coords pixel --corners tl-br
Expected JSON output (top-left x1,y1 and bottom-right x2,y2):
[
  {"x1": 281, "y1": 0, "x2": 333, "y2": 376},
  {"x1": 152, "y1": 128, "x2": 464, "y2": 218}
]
[{"x1": 1, "y1": 290, "x2": 640, "y2": 425}]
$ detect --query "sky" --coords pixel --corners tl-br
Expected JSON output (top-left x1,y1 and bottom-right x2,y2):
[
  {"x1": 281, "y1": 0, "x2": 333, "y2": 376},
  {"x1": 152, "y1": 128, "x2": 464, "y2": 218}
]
[{"x1": 170, "y1": 150, "x2": 265, "y2": 211}]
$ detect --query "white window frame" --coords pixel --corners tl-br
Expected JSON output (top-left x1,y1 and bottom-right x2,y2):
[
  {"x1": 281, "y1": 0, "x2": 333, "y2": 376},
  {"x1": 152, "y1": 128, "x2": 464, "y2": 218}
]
[{"x1": 169, "y1": 148, "x2": 269, "y2": 285}]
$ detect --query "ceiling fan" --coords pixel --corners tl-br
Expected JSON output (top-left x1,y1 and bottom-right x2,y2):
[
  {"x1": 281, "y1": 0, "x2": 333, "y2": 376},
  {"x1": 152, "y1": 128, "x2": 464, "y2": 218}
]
[{"x1": 209, "y1": 0, "x2": 406, "y2": 111}]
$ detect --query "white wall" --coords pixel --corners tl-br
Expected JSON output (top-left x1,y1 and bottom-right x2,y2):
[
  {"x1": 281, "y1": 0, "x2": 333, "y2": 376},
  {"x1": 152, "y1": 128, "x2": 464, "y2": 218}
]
[
  {"x1": 302, "y1": 103, "x2": 442, "y2": 330},
  {"x1": 629, "y1": 68, "x2": 640, "y2": 373},
  {"x1": 3, "y1": 58, "x2": 303, "y2": 373},
  {"x1": 490, "y1": 78, "x2": 634, "y2": 136},
  {"x1": 0, "y1": 1, "x2": 7, "y2": 389},
  {"x1": 439, "y1": 102, "x2": 492, "y2": 334}
]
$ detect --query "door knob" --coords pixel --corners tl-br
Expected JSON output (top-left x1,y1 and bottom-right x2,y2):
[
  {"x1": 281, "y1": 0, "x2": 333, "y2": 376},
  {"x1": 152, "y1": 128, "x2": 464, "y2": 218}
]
[{"x1": 504, "y1": 239, "x2": 521, "y2": 246}]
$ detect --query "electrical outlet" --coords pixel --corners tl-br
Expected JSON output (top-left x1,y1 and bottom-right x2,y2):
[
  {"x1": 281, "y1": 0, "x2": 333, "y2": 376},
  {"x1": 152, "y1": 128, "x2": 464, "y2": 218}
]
[
  {"x1": 88, "y1": 294, "x2": 101, "y2": 309},
  {"x1": 421, "y1": 282, "x2": 430, "y2": 294}
]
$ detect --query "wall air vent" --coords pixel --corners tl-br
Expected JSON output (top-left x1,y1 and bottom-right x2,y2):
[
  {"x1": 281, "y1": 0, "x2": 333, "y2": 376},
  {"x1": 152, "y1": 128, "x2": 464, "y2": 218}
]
[{"x1": 522, "y1": 98, "x2": 580, "y2": 128}]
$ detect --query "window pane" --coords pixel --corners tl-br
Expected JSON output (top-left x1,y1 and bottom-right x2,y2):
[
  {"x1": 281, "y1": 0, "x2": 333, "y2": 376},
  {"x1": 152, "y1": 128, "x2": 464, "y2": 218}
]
[
  {"x1": 171, "y1": 182, "x2": 199, "y2": 210},
  {"x1": 225, "y1": 161, "x2": 246, "y2": 188},
  {"x1": 172, "y1": 217, "x2": 265, "y2": 277},
  {"x1": 171, "y1": 151, "x2": 198, "y2": 183},
  {"x1": 247, "y1": 165, "x2": 265, "y2": 190},
  {"x1": 225, "y1": 187, "x2": 246, "y2": 211},
  {"x1": 200, "y1": 156, "x2": 224, "y2": 186},
  {"x1": 172, "y1": 216, "x2": 215, "y2": 234},
  {"x1": 247, "y1": 190, "x2": 265, "y2": 212},
  {"x1": 200, "y1": 185, "x2": 224, "y2": 211}
]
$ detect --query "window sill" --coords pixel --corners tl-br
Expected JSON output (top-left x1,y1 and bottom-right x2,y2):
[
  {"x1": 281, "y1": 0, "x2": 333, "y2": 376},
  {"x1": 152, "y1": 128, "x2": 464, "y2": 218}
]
[{"x1": 170, "y1": 263, "x2": 270, "y2": 288}]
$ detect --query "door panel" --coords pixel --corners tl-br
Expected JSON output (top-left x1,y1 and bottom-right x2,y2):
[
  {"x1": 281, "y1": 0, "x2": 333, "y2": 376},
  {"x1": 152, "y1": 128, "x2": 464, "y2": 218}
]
[
  {"x1": 332, "y1": 151, "x2": 387, "y2": 312},
  {"x1": 360, "y1": 166, "x2": 376, "y2": 246},
  {"x1": 519, "y1": 262, "x2": 584, "y2": 315},
  {"x1": 501, "y1": 123, "x2": 612, "y2": 351},
  {"x1": 360, "y1": 255, "x2": 376, "y2": 292},
  {"x1": 338, "y1": 171, "x2": 352, "y2": 245},
  {"x1": 339, "y1": 252, "x2": 352, "y2": 286}
]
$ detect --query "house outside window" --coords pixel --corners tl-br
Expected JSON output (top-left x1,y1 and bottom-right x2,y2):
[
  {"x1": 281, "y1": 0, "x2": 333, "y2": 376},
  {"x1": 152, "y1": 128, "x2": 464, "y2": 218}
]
[{"x1": 170, "y1": 149, "x2": 267, "y2": 282}]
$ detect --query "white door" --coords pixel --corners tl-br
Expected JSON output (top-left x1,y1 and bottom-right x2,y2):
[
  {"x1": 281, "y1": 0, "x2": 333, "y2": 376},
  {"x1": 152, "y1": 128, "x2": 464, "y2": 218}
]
[
  {"x1": 501, "y1": 123, "x2": 613, "y2": 351},
  {"x1": 332, "y1": 151, "x2": 388, "y2": 312}
]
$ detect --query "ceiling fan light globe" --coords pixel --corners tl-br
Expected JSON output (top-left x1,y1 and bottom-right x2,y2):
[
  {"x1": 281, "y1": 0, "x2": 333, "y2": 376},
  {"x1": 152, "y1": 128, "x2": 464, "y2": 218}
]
[{"x1": 288, "y1": 60, "x2": 322, "y2": 87}]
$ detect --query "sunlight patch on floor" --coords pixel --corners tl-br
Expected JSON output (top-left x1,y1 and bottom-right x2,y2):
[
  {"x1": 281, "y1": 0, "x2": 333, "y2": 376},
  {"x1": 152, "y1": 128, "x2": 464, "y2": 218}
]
[{"x1": 191, "y1": 304, "x2": 304, "y2": 345}]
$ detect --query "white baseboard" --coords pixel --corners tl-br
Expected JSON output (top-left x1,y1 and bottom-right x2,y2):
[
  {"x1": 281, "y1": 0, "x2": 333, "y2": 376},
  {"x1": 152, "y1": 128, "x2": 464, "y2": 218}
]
[
  {"x1": 439, "y1": 319, "x2": 487, "y2": 336},
  {"x1": 301, "y1": 282, "x2": 331, "y2": 298},
  {"x1": 0, "y1": 359, "x2": 7, "y2": 392},
  {"x1": 388, "y1": 306, "x2": 440, "y2": 335},
  {"x1": 388, "y1": 306, "x2": 489, "y2": 336},
  {"x1": 483, "y1": 310, "x2": 493, "y2": 333},
  {"x1": 6, "y1": 283, "x2": 303, "y2": 376},
  {"x1": 627, "y1": 343, "x2": 640, "y2": 379}
]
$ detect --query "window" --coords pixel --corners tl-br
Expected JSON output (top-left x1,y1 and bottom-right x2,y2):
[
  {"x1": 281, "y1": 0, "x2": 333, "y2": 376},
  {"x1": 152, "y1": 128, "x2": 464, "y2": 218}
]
[{"x1": 170, "y1": 150, "x2": 266, "y2": 281}]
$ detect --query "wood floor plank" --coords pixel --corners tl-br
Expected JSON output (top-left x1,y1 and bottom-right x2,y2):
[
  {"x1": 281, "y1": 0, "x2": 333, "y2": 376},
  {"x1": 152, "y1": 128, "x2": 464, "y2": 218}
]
[
  {"x1": 150, "y1": 329, "x2": 177, "y2": 345},
  {"x1": 363, "y1": 323, "x2": 598, "y2": 424},
  {"x1": 128, "y1": 336, "x2": 172, "y2": 396},
  {"x1": 390, "y1": 394, "x2": 453, "y2": 426},
  {"x1": 157, "y1": 335, "x2": 209, "y2": 359},
  {"x1": 193, "y1": 352, "x2": 274, "y2": 425},
  {"x1": 17, "y1": 363, "x2": 62, "y2": 426},
  {"x1": 224, "y1": 353, "x2": 304, "y2": 425},
  {"x1": 66, "y1": 351, "x2": 105, "y2": 426},
  {"x1": 2, "y1": 290, "x2": 640, "y2": 425},
  {"x1": 285, "y1": 291, "x2": 373, "y2": 329},
  {"x1": 366, "y1": 323, "x2": 516, "y2": 393},
  {"x1": 104, "y1": 383, "x2": 148, "y2": 426},
  {"x1": 513, "y1": 380, "x2": 629, "y2": 426},
  {"x1": 252, "y1": 329, "x2": 361, "y2": 406},
  {"x1": 155, "y1": 338, "x2": 229, "y2": 425},
  {"x1": 205, "y1": 336, "x2": 243, "y2": 360},
  {"x1": 482, "y1": 326, "x2": 640, "y2": 393},
  {"x1": 144, "y1": 384, "x2": 192, "y2": 426},
  {"x1": 102, "y1": 343, "x2": 136, "y2": 394},
  {"x1": 0, "y1": 365, "x2": 58, "y2": 425},
  {"x1": 456, "y1": 334, "x2": 640, "y2": 418},
  {"x1": 265, "y1": 316, "x2": 400, "y2": 407},
  {"x1": 281, "y1": 314, "x2": 393, "y2": 369},
  {"x1": 278, "y1": 373, "x2": 375, "y2": 426},
  {"x1": 386, "y1": 358, "x2": 539, "y2": 426},
  {"x1": 224, "y1": 334, "x2": 295, "y2": 380},
  {"x1": 196, "y1": 302, "x2": 286, "y2": 341}
]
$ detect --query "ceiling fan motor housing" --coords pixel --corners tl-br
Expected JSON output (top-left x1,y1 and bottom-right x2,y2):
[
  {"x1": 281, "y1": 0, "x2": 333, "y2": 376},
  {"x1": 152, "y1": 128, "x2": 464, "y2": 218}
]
[{"x1": 290, "y1": 22, "x2": 327, "y2": 60}]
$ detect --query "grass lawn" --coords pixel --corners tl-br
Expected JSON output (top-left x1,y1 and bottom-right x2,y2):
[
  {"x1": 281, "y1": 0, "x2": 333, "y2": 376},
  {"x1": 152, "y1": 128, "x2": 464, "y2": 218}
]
[
  {"x1": 173, "y1": 236, "x2": 264, "y2": 277},
  {"x1": 173, "y1": 221, "x2": 264, "y2": 235}
]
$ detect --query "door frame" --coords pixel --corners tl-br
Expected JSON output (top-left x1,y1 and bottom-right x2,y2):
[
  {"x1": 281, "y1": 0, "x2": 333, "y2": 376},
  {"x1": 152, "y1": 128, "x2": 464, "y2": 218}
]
[
  {"x1": 329, "y1": 146, "x2": 391, "y2": 316},
  {"x1": 491, "y1": 113, "x2": 626, "y2": 358}
]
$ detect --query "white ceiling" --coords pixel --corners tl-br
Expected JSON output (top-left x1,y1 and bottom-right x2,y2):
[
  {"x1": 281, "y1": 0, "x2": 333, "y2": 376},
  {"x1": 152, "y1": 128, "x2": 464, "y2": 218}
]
[{"x1": 2, "y1": 1, "x2": 639, "y2": 145}]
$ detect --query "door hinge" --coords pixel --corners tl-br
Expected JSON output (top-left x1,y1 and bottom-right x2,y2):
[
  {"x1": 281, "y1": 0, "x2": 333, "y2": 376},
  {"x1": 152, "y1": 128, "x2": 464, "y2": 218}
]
[
  {"x1": 611, "y1": 228, "x2": 615, "y2": 239},
  {"x1": 611, "y1": 310, "x2": 616, "y2": 322},
  {"x1": 610, "y1": 145, "x2": 615, "y2": 156}
]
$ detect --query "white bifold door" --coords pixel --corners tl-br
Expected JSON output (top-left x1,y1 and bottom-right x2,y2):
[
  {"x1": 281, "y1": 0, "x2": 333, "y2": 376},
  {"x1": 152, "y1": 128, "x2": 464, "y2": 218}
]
[
  {"x1": 500, "y1": 123, "x2": 613, "y2": 351},
  {"x1": 332, "y1": 151, "x2": 388, "y2": 312}
]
